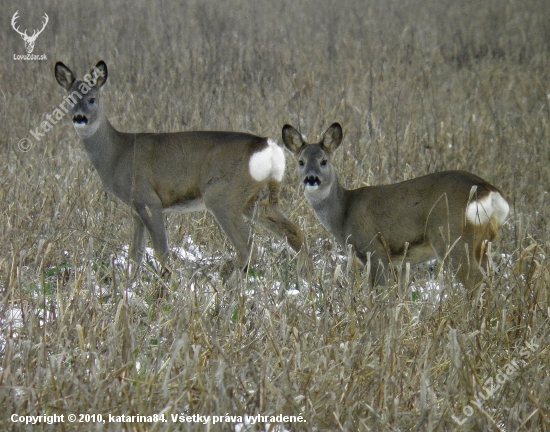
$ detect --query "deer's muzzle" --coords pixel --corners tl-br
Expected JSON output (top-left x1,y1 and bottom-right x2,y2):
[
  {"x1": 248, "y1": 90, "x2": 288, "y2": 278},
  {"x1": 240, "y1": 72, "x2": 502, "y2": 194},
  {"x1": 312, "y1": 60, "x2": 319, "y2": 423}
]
[
  {"x1": 304, "y1": 176, "x2": 321, "y2": 188},
  {"x1": 73, "y1": 115, "x2": 88, "y2": 126}
]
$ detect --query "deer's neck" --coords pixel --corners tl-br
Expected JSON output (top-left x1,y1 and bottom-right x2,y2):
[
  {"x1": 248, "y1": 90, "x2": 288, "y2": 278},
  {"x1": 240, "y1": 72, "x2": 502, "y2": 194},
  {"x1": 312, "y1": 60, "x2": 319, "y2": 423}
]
[
  {"x1": 80, "y1": 117, "x2": 124, "y2": 186},
  {"x1": 305, "y1": 179, "x2": 347, "y2": 242}
]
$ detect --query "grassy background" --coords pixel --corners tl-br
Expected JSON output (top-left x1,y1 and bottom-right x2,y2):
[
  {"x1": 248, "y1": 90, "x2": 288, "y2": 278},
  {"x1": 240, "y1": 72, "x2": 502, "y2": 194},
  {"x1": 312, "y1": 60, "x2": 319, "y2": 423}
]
[{"x1": 2, "y1": 0, "x2": 550, "y2": 430}]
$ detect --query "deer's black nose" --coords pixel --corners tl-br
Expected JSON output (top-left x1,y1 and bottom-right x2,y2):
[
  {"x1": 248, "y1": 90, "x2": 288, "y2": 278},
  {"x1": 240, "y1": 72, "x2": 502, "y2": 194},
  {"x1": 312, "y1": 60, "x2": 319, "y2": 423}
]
[
  {"x1": 304, "y1": 176, "x2": 321, "y2": 187},
  {"x1": 73, "y1": 115, "x2": 88, "y2": 125}
]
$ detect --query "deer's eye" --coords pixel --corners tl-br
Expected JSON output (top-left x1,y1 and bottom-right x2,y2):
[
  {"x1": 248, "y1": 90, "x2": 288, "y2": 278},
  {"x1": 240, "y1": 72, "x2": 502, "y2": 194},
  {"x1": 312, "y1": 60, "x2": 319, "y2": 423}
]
[
  {"x1": 320, "y1": 159, "x2": 328, "y2": 166},
  {"x1": 89, "y1": 97, "x2": 96, "y2": 105},
  {"x1": 298, "y1": 160, "x2": 305, "y2": 167}
]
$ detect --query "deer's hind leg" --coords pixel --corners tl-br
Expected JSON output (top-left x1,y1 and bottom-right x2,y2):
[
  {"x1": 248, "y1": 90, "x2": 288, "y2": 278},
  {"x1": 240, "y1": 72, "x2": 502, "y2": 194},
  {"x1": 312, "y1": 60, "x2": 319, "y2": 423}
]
[
  {"x1": 203, "y1": 187, "x2": 255, "y2": 273},
  {"x1": 427, "y1": 223, "x2": 485, "y2": 295},
  {"x1": 244, "y1": 181, "x2": 304, "y2": 252},
  {"x1": 460, "y1": 219, "x2": 501, "y2": 296}
]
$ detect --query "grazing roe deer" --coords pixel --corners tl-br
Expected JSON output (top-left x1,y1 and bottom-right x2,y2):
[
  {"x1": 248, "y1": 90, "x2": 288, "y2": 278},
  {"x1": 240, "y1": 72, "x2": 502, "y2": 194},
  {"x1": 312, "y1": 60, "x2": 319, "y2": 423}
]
[
  {"x1": 54, "y1": 60, "x2": 303, "y2": 272},
  {"x1": 282, "y1": 122, "x2": 509, "y2": 290}
]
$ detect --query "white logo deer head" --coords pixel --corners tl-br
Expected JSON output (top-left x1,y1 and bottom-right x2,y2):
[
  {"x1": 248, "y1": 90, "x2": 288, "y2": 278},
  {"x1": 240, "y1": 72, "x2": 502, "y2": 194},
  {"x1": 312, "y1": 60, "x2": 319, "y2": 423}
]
[{"x1": 12, "y1": 11, "x2": 49, "y2": 54}]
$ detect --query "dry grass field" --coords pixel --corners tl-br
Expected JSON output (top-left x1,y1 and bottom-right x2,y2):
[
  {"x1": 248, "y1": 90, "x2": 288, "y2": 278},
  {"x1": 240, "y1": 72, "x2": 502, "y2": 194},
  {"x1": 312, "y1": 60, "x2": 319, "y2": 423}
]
[{"x1": 2, "y1": 0, "x2": 550, "y2": 430}]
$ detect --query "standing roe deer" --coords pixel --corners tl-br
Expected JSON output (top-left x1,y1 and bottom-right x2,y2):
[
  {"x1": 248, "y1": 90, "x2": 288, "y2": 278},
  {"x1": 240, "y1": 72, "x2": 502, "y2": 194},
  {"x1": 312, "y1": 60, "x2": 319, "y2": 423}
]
[
  {"x1": 282, "y1": 122, "x2": 509, "y2": 291},
  {"x1": 54, "y1": 60, "x2": 303, "y2": 273}
]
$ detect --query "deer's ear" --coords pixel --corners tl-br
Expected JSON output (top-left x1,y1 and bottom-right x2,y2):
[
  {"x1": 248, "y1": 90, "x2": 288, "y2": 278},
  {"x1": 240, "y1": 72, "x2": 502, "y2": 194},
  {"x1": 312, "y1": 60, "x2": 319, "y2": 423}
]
[
  {"x1": 55, "y1": 62, "x2": 75, "y2": 89},
  {"x1": 91, "y1": 61, "x2": 108, "y2": 88},
  {"x1": 321, "y1": 123, "x2": 343, "y2": 153},
  {"x1": 282, "y1": 124, "x2": 305, "y2": 154}
]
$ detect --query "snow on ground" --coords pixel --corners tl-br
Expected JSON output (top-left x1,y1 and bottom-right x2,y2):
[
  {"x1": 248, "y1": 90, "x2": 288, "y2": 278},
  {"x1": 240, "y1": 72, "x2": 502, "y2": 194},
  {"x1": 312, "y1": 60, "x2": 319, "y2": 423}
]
[{"x1": 0, "y1": 230, "x2": 514, "y2": 356}]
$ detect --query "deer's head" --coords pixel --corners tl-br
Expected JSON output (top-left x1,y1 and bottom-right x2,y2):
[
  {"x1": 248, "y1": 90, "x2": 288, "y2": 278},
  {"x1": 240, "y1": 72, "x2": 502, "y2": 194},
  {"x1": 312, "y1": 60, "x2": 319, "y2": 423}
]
[
  {"x1": 55, "y1": 61, "x2": 109, "y2": 139},
  {"x1": 282, "y1": 123, "x2": 343, "y2": 201}
]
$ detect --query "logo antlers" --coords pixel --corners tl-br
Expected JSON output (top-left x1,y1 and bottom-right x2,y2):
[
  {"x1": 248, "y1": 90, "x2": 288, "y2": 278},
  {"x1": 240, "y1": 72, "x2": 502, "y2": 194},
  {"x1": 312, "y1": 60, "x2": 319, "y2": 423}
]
[{"x1": 12, "y1": 11, "x2": 49, "y2": 54}]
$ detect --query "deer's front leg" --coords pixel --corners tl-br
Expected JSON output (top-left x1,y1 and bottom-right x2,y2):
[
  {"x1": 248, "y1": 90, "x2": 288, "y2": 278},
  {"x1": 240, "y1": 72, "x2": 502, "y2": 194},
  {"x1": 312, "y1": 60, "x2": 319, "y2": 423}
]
[
  {"x1": 133, "y1": 201, "x2": 169, "y2": 267},
  {"x1": 129, "y1": 214, "x2": 146, "y2": 264}
]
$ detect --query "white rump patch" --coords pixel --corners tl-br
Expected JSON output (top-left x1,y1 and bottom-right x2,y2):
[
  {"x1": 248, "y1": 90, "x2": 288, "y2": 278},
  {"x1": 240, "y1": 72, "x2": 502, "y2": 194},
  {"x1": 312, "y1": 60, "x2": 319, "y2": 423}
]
[
  {"x1": 248, "y1": 139, "x2": 286, "y2": 182},
  {"x1": 466, "y1": 191, "x2": 510, "y2": 226}
]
